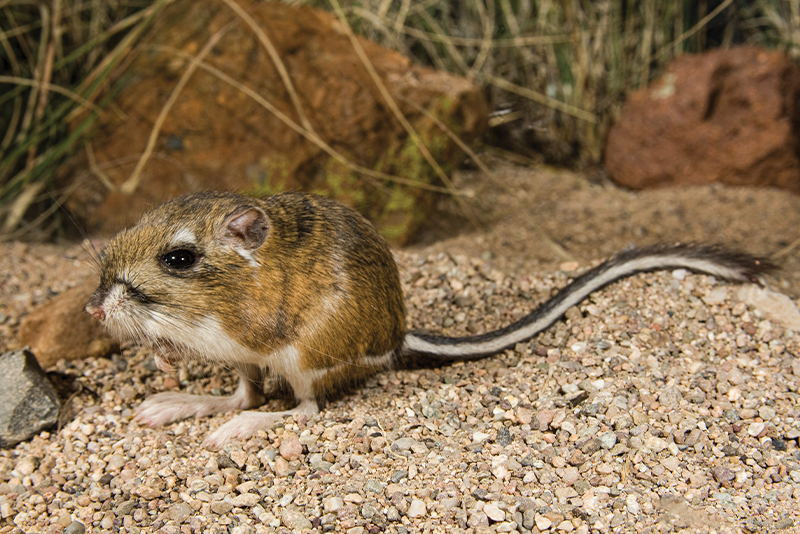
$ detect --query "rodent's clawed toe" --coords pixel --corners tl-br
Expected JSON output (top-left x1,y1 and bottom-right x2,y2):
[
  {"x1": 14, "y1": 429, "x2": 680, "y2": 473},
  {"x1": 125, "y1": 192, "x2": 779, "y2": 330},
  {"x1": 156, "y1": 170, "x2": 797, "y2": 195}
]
[{"x1": 153, "y1": 353, "x2": 177, "y2": 373}]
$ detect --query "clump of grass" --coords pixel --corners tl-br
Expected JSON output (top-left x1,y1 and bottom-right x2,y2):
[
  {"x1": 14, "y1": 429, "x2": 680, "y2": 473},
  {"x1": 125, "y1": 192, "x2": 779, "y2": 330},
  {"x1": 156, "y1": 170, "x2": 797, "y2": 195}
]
[
  {"x1": 0, "y1": 0, "x2": 170, "y2": 239},
  {"x1": 304, "y1": 0, "x2": 800, "y2": 165},
  {"x1": 2, "y1": 0, "x2": 798, "y2": 238}
]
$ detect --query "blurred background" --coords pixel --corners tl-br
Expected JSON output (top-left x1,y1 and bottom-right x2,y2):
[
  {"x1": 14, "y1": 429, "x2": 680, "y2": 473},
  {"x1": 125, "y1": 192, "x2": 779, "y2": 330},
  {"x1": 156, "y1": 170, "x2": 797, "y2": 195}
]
[{"x1": 1, "y1": 0, "x2": 799, "y2": 282}]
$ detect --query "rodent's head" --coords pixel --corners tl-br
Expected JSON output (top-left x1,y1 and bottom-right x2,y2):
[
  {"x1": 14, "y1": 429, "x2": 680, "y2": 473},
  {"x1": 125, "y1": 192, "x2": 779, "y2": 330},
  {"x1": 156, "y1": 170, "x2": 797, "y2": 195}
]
[{"x1": 86, "y1": 192, "x2": 269, "y2": 361}]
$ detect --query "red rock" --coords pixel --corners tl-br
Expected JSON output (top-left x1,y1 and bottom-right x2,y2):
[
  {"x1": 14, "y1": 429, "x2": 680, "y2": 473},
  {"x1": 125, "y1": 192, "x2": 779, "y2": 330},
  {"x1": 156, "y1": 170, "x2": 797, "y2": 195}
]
[
  {"x1": 61, "y1": 0, "x2": 487, "y2": 244},
  {"x1": 17, "y1": 278, "x2": 119, "y2": 368},
  {"x1": 605, "y1": 46, "x2": 800, "y2": 192}
]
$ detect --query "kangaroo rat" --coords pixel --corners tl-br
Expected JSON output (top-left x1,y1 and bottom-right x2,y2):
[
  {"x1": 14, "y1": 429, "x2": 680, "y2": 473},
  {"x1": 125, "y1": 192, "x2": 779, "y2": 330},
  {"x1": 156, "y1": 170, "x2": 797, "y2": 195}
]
[{"x1": 86, "y1": 191, "x2": 771, "y2": 448}]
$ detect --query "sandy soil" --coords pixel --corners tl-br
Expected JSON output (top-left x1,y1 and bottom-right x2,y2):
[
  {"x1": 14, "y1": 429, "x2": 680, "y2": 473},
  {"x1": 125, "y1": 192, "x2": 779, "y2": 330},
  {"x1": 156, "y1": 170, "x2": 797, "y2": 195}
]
[
  {"x1": 1, "y1": 160, "x2": 800, "y2": 534},
  {"x1": 415, "y1": 158, "x2": 800, "y2": 299}
]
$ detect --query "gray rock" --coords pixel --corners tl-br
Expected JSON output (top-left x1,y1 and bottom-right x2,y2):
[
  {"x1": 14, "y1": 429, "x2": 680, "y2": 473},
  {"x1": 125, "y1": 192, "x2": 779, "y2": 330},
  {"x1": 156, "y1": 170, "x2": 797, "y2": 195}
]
[
  {"x1": 365, "y1": 479, "x2": 385, "y2": 493},
  {"x1": 0, "y1": 349, "x2": 60, "y2": 447},
  {"x1": 391, "y1": 470, "x2": 408, "y2": 482},
  {"x1": 496, "y1": 426, "x2": 512, "y2": 447},
  {"x1": 115, "y1": 500, "x2": 136, "y2": 517},
  {"x1": 63, "y1": 522, "x2": 86, "y2": 534},
  {"x1": 162, "y1": 502, "x2": 192, "y2": 523}
]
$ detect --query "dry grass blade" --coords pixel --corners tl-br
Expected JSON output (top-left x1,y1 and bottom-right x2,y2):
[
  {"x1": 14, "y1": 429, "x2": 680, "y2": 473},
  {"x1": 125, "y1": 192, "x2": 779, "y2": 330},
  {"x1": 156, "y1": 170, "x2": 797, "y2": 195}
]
[
  {"x1": 0, "y1": 0, "x2": 173, "y2": 235},
  {"x1": 2, "y1": 180, "x2": 44, "y2": 234},
  {"x1": 653, "y1": 0, "x2": 735, "y2": 62},
  {"x1": 467, "y1": 0, "x2": 494, "y2": 79},
  {"x1": 219, "y1": 0, "x2": 314, "y2": 133},
  {"x1": 486, "y1": 74, "x2": 597, "y2": 123},
  {"x1": 397, "y1": 26, "x2": 575, "y2": 47},
  {"x1": 120, "y1": 20, "x2": 238, "y2": 195},
  {"x1": 71, "y1": 0, "x2": 174, "y2": 112},
  {"x1": 329, "y1": 0, "x2": 482, "y2": 231},
  {"x1": 398, "y1": 94, "x2": 499, "y2": 188},
  {"x1": 85, "y1": 141, "x2": 115, "y2": 192},
  {"x1": 154, "y1": 45, "x2": 463, "y2": 195},
  {"x1": 0, "y1": 75, "x2": 102, "y2": 114}
]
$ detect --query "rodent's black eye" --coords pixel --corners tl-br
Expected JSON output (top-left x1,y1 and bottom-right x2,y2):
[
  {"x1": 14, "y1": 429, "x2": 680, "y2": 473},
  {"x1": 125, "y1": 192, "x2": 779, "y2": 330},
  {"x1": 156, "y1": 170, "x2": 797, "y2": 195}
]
[{"x1": 161, "y1": 249, "x2": 197, "y2": 270}]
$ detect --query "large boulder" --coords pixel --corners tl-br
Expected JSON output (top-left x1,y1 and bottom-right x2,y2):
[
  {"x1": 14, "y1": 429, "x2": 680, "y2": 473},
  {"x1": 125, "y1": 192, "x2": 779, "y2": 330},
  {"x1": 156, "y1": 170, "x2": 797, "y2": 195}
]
[
  {"x1": 62, "y1": 0, "x2": 487, "y2": 244},
  {"x1": 605, "y1": 46, "x2": 800, "y2": 192},
  {"x1": 17, "y1": 278, "x2": 118, "y2": 368}
]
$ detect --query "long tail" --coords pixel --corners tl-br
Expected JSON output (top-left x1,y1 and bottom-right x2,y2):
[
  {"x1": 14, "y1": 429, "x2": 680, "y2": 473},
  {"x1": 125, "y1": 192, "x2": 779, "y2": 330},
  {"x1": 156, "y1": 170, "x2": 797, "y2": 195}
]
[{"x1": 398, "y1": 243, "x2": 773, "y2": 367}]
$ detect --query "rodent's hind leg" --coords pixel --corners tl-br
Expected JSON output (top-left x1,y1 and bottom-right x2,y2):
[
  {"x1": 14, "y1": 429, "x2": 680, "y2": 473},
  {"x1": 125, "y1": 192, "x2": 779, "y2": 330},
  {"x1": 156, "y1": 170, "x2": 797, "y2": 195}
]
[
  {"x1": 134, "y1": 365, "x2": 266, "y2": 428},
  {"x1": 202, "y1": 399, "x2": 319, "y2": 449}
]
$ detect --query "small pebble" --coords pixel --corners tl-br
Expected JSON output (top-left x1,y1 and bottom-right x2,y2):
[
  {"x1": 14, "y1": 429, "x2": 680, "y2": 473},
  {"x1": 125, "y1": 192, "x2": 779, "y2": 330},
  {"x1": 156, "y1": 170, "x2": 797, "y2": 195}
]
[
  {"x1": 63, "y1": 522, "x2": 85, "y2": 534},
  {"x1": 407, "y1": 499, "x2": 426, "y2": 518},
  {"x1": 279, "y1": 433, "x2": 303, "y2": 460},
  {"x1": 483, "y1": 503, "x2": 505, "y2": 522},
  {"x1": 713, "y1": 466, "x2": 735, "y2": 483},
  {"x1": 535, "y1": 514, "x2": 552, "y2": 530},
  {"x1": 323, "y1": 496, "x2": 344, "y2": 512}
]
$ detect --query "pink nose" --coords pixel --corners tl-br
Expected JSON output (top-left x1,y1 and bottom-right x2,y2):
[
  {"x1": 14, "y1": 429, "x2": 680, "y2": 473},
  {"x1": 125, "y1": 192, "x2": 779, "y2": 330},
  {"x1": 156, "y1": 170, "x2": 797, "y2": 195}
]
[{"x1": 87, "y1": 305, "x2": 106, "y2": 321}]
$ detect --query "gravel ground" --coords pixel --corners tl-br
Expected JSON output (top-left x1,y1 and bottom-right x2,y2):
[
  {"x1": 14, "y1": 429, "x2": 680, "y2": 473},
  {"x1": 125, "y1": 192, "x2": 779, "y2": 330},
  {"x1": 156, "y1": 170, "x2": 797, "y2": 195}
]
[{"x1": 2, "y1": 162, "x2": 800, "y2": 534}]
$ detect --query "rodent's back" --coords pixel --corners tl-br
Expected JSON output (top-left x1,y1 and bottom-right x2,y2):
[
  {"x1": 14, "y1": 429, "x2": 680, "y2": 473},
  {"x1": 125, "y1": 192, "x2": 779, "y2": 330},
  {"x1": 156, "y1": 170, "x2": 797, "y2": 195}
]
[{"x1": 250, "y1": 193, "x2": 407, "y2": 366}]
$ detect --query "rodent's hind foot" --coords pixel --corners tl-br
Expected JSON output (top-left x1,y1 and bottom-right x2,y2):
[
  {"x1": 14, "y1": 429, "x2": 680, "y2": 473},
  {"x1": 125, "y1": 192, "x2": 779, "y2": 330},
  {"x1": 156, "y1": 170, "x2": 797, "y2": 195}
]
[{"x1": 202, "y1": 400, "x2": 319, "y2": 449}]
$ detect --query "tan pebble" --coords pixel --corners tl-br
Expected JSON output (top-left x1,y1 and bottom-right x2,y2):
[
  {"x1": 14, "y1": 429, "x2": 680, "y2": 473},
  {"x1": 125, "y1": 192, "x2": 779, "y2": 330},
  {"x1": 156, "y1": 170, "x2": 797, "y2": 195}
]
[
  {"x1": 279, "y1": 433, "x2": 303, "y2": 461},
  {"x1": 536, "y1": 409, "x2": 554, "y2": 430},
  {"x1": 229, "y1": 450, "x2": 247, "y2": 468},
  {"x1": 595, "y1": 463, "x2": 613, "y2": 475},
  {"x1": 561, "y1": 467, "x2": 580, "y2": 485},
  {"x1": 135, "y1": 486, "x2": 161, "y2": 500},
  {"x1": 13, "y1": 457, "x2": 36, "y2": 476},
  {"x1": 483, "y1": 503, "x2": 505, "y2": 522},
  {"x1": 557, "y1": 519, "x2": 575, "y2": 531},
  {"x1": 661, "y1": 457, "x2": 680, "y2": 472},
  {"x1": 535, "y1": 513, "x2": 552, "y2": 530},
  {"x1": 472, "y1": 432, "x2": 490, "y2": 443},
  {"x1": 407, "y1": 499, "x2": 426, "y2": 518},
  {"x1": 344, "y1": 493, "x2": 363, "y2": 504},
  {"x1": 560, "y1": 261, "x2": 580, "y2": 272},
  {"x1": 516, "y1": 407, "x2": 532, "y2": 425},
  {"x1": 236, "y1": 481, "x2": 256, "y2": 494},
  {"x1": 105, "y1": 455, "x2": 126, "y2": 472},
  {"x1": 273, "y1": 457, "x2": 291, "y2": 477},
  {"x1": 748, "y1": 422, "x2": 766, "y2": 437},
  {"x1": 162, "y1": 376, "x2": 179, "y2": 389},
  {"x1": 323, "y1": 496, "x2": 343, "y2": 512},
  {"x1": 228, "y1": 493, "x2": 260, "y2": 507},
  {"x1": 211, "y1": 501, "x2": 233, "y2": 514}
]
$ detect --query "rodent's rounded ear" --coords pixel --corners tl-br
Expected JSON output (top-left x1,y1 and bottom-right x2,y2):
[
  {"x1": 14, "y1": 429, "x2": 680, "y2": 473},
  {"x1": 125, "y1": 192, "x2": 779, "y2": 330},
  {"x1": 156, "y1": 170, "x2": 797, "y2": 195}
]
[{"x1": 224, "y1": 207, "x2": 270, "y2": 250}]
